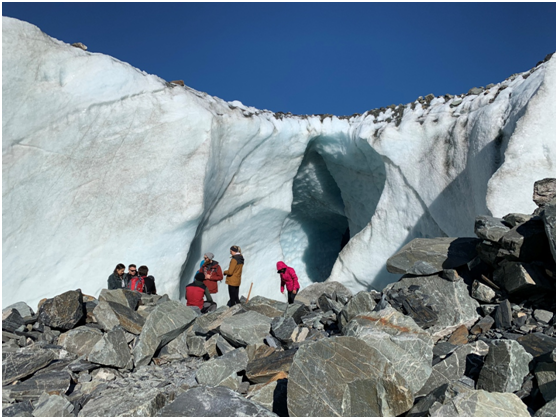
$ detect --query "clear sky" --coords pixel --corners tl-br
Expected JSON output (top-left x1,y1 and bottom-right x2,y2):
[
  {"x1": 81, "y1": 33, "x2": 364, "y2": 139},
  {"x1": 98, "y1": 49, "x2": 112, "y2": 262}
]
[{"x1": 2, "y1": 2, "x2": 556, "y2": 116}]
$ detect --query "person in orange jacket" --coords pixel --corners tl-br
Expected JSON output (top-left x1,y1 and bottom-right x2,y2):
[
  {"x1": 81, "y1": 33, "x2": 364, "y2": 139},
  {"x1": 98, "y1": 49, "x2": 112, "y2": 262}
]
[{"x1": 224, "y1": 245, "x2": 244, "y2": 307}]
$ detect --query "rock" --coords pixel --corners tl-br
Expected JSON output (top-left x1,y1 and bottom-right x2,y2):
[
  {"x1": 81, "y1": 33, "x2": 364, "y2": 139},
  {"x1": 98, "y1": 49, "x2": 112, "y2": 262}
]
[
  {"x1": 132, "y1": 301, "x2": 198, "y2": 367},
  {"x1": 343, "y1": 306, "x2": 433, "y2": 395},
  {"x1": 387, "y1": 237, "x2": 480, "y2": 275},
  {"x1": 245, "y1": 296, "x2": 287, "y2": 318},
  {"x1": 3, "y1": 302, "x2": 34, "y2": 318},
  {"x1": 32, "y1": 393, "x2": 74, "y2": 417},
  {"x1": 534, "y1": 309, "x2": 554, "y2": 324},
  {"x1": 441, "y1": 268, "x2": 461, "y2": 281},
  {"x1": 156, "y1": 385, "x2": 277, "y2": 417},
  {"x1": 477, "y1": 339, "x2": 533, "y2": 393},
  {"x1": 79, "y1": 387, "x2": 168, "y2": 417},
  {"x1": 191, "y1": 304, "x2": 243, "y2": 335},
  {"x1": 186, "y1": 335, "x2": 207, "y2": 357},
  {"x1": 216, "y1": 334, "x2": 236, "y2": 355},
  {"x1": 450, "y1": 98, "x2": 463, "y2": 107},
  {"x1": 204, "y1": 333, "x2": 219, "y2": 358},
  {"x1": 270, "y1": 316, "x2": 297, "y2": 344},
  {"x1": 93, "y1": 300, "x2": 145, "y2": 335},
  {"x1": 220, "y1": 310, "x2": 273, "y2": 347},
  {"x1": 38, "y1": 290, "x2": 85, "y2": 331},
  {"x1": 195, "y1": 347, "x2": 248, "y2": 387},
  {"x1": 6, "y1": 370, "x2": 72, "y2": 401},
  {"x1": 386, "y1": 275, "x2": 479, "y2": 340},
  {"x1": 88, "y1": 328, "x2": 132, "y2": 369},
  {"x1": 474, "y1": 215, "x2": 511, "y2": 242},
  {"x1": 1, "y1": 401, "x2": 34, "y2": 417},
  {"x1": 542, "y1": 199, "x2": 556, "y2": 260},
  {"x1": 471, "y1": 280, "x2": 496, "y2": 303},
  {"x1": 162, "y1": 329, "x2": 189, "y2": 358},
  {"x1": 247, "y1": 380, "x2": 278, "y2": 412},
  {"x1": 533, "y1": 178, "x2": 556, "y2": 207},
  {"x1": 295, "y1": 281, "x2": 352, "y2": 307},
  {"x1": 287, "y1": 336, "x2": 413, "y2": 417},
  {"x1": 2, "y1": 346, "x2": 56, "y2": 385},
  {"x1": 292, "y1": 326, "x2": 309, "y2": 343},
  {"x1": 535, "y1": 398, "x2": 556, "y2": 417},
  {"x1": 71, "y1": 42, "x2": 87, "y2": 50},
  {"x1": 68, "y1": 358, "x2": 100, "y2": 373},
  {"x1": 284, "y1": 302, "x2": 311, "y2": 324},
  {"x1": 516, "y1": 332, "x2": 556, "y2": 363},
  {"x1": 246, "y1": 347, "x2": 297, "y2": 384},
  {"x1": 337, "y1": 291, "x2": 377, "y2": 328},
  {"x1": 468, "y1": 87, "x2": 483, "y2": 95},
  {"x1": 317, "y1": 294, "x2": 344, "y2": 314},
  {"x1": 494, "y1": 299, "x2": 513, "y2": 329},
  {"x1": 493, "y1": 260, "x2": 551, "y2": 294},
  {"x1": 535, "y1": 349, "x2": 556, "y2": 402},
  {"x1": 448, "y1": 324, "x2": 469, "y2": 345},
  {"x1": 499, "y1": 218, "x2": 553, "y2": 262},
  {"x1": 471, "y1": 315, "x2": 495, "y2": 335},
  {"x1": 432, "y1": 341, "x2": 457, "y2": 359},
  {"x1": 59, "y1": 326, "x2": 103, "y2": 357},
  {"x1": 98, "y1": 288, "x2": 142, "y2": 310},
  {"x1": 503, "y1": 213, "x2": 532, "y2": 227},
  {"x1": 2, "y1": 309, "x2": 25, "y2": 333}
]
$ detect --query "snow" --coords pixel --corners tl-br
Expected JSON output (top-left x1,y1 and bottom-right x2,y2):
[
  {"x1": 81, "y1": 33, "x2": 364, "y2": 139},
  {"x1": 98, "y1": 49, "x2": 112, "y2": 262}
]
[{"x1": 2, "y1": 17, "x2": 556, "y2": 309}]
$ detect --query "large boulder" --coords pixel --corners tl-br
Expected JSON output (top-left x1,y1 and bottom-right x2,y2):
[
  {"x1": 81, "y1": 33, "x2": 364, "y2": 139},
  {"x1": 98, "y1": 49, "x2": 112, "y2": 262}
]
[
  {"x1": 93, "y1": 300, "x2": 145, "y2": 334},
  {"x1": 58, "y1": 325, "x2": 103, "y2": 357},
  {"x1": 474, "y1": 215, "x2": 511, "y2": 242},
  {"x1": 533, "y1": 178, "x2": 556, "y2": 207},
  {"x1": 245, "y1": 296, "x2": 288, "y2": 318},
  {"x1": 499, "y1": 218, "x2": 554, "y2": 262},
  {"x1": 477, "y1": 339, "x2": 533, "y2": 393},
  {"x1": 295, "y1": 281, "x2": 352, "y2": 307},
  {"x1": 191, "y1": 304, "x2": 243, "y2": 335},
  {"x1": 337, "y1": 290, "x2": 377, "y2": 328},
  {"x1": 98, "y1": 288, "x2": 142, "y2": 310},
  {"x1": 78, "y1": 387, "x2": 168, "y2": 417},
  {"x1": 6, "y1": 371, "x2": 72, "y2": 401},
  {"x1": 247, "y1": 378, "x2": 288, "y2": 416},
  {"x1": 132, "y1": 301, "x2": 198, "y2": 367},
  {"x1": 37, "y1": 289, "x2": 85, "y2": 330},
  {"x1": 386, "y1": 237, "x2": 480, "y2": 275},
  {"x1": 343, "y1": 306, "x2": 433, "y2": 395},
  {"x1": 386, "y1": 275, "x2": 480, "y2": 340},
  {"x1": 220, "y1": 311, "x2": 273, "y2": 347},
  {"x1": 270, "y1": 316, "x2": 297, "y2": 344},
  {"x1": 88, "y1": 328, "x2": 132, "y2": 369},
  {"x1": 195, "y1": 348, "x2": 248, "y2": 389},
  {"x1": 287, "y1": 336, "x2": 413, "y2": 417},
  {"x1": 156, "y1": 385, "x2": 277, "y2": 417},
  {"x1": 32, "y1": 393, "x2": 74, "y2": 417},
  {"x1": 246, "y1": 348, "x2": 297, "y2": 384},
  {"x1": 493, "y1": 260, "x2": 551, "y2": 295},
  {"x1": 516, "y1": 332, "x2": 556, "y2": 363},
  {"x1": 3, "y1": 302, "x2": 34, "y2": 318},
  {"x1": 2, "y1": 346, "x2": 56, "y2": 385}
]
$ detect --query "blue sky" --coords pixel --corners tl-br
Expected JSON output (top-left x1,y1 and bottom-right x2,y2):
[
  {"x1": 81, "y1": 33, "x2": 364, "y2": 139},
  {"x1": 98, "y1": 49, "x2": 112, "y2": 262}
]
[{"x1": 3, "y1": 2, "x2": 556, "y2": 115}]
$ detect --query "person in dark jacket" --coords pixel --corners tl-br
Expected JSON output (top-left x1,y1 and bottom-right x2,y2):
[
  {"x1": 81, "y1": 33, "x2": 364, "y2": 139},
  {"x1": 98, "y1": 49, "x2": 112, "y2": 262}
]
[
  {"x1": 108, "y1": 263, "x2": 126, "y2": 290},
  {"x1": 138, "y1": 265, "x2": 157, "y2": 295},
  {"x1": 186, "y1": 272, "x2": 214, "y2": 313},
  {"x1": 124, "y1": 264, "x2": 137, "y2": 288},
  {"x1": 198, "y1": 252, "x2": 223, "y2": 294},
  {"x1": 224, "y1": 245, "x2": 244, "y2": 307}
]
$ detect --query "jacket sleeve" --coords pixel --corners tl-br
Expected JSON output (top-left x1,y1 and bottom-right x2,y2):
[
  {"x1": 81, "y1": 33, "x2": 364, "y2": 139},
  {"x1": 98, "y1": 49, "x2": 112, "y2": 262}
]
[
  {"x1": 211, "y1": 265, "x2": 223, "y2": 281},
  {"x1": 204, "y1": 287, "x2": 213, "y2": 303},
  {"x1": 280, "y1": 276, "x2": 285, "y2": 293},
  {"x1": 289, "y1": 268, "x2": 300, "y2": 291},
  {"x1": 224, "y1": 259, "x2": 237, "y2": 277}
]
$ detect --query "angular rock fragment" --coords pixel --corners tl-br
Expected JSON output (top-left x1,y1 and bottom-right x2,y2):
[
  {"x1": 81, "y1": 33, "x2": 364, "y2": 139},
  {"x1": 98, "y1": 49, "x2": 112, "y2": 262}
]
[
  {"x1": 516, "y1": 332, "x2": 556, "y2": 363},
  {"x1": 156, "y1": 385, "x2": 277, "y2": 417},
  {"x1": 78, "y1": 387, "x2": 168, "y2": 417},
  {"x1": 270, "y1": 316, "x2": 297, "y2": 344},
  {"x1": 247, "y1": 380, "x2": 280, "y2": 413},
  {"x1": 98, "y1": 288, "x2": 142, "y2": 310},
  {"x1": 2, "y1": 346, "x2": 56, "y2": 385},
  {"x1": 59, "y1": 326, "x2": 103, "y2": 357},
  {"x1": 186, "y1": 335, "x2": 207, "y2": 357},
  {"x1": 162, "y1": 329, "x2": 189, "y2": 358},
  {"x1": 2, "y1": 308, "x2": 25, "y2": 333},
  {"x1": 132, "y1": 301, "x2": 197, "y2": 367},
  {"x1": 216, "y1": 333, "x2": 236, "y2": 355},
  {"x1": 471, "y1": 315, "x2": 495, "y2": 335},
  {"x1": 295, "y1": 281, "x2": 352, "y2": 307},
  {"x1": 6, "y1": 371, "x2": 72, "y2": 401},
  {"x1": 533, "y1": 178, "x2": 556, "y2": 207},
  {"x1": 284, "y1": 302, "x2": 311, "y2": 324},
  {"x1": 534, "y1": 309, "x2": 554, "y2": 324},
  {"x1": 2, "y1": 401, "x2": 35, "y2": 417},
  {"x1": 337, "y1": 291, "x2": 376, "y2": 328},
  {"x1": 246, "y1": 347, "x2": 297, "y2": 384},
  {"x1": 535, "y1": 398, "x2": 556, "y2": 417},
  {"x1": 542, "y1": 198, "x2": 556, "y2": 260},
  {"x1": 493, "y1": 260, "x2": 551, "y2": 294},
  {"x1": 494, "y1": 299, "x2": 513, "y2": 329},
  {"x1": 471, "y1": 280, "x2": 496, "y2": 303},
  {"x1": 477, "y1": 339, "x2": 533, "y2": 393},
  {"x1": 474, "y1": 215, "x2": 511, "y2": 242},
  {"x1": 38, "y1": 290, "x2": 85, "y2": 331},
  {"x1": 3, "y1": 302, "x2": 34, "y2": 319},
  {"x1": 220, "y1": 310, "x2": 272, "y2": 347},
  {"x1": 447, "y1": 324, "x2": 469, "y2": 345},
  {"x1": 32, "y1": 393, "x2": 74, "y2": 417},
  {"x1": 503, "y1": 213, "x2": 532, "y2": 227},
  {"x1": 499, "y1": 218, "x2": 553, "y2": 262},
  {"x1": 386, "y1": 237, "x2": 480, "y2": 275},
  {"x1": 195, "y1": 347, "x2": 248, "y2": 387},
  {"x1": 245, "y1": 296, "x2": 287, "y2": 318},
  {"x1": 287, "y1": 336, "x2": 413, "y2": 417},
  {"x1": 317, "y1": 294, "x2": 344, "y2": 314},
  {"x1": 191, "y1": 304, "x2": 242, "y2": 335},
  {"x1": 88, "y1": 328, "x2": 132, "y2": 369},
  {"x1": 535, "y1": 349, "x2": 556, "y2": 402}
]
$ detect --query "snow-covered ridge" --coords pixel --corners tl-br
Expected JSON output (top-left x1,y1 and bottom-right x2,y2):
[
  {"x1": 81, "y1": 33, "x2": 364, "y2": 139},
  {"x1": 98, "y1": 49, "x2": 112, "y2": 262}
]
[{"x1": 2, "y1": 17, "x2": 556, "y2": 308}]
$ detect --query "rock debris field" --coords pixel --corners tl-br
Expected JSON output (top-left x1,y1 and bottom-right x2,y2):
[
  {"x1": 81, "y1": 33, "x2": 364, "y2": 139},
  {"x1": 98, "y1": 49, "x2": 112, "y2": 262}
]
[{"x1": 2, "y1": 178, "x2": 556, "y2": 417}]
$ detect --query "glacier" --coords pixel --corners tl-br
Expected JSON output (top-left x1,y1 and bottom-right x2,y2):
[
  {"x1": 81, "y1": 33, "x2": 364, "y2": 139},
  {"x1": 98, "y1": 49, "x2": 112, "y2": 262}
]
[{"x1": 2, "y1": 17, "x2": 556, "y2": 309}]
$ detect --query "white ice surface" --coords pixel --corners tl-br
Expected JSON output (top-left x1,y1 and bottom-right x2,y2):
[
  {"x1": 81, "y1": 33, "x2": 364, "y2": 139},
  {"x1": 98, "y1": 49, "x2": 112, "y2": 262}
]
[{"x1": 2, "y1": 17, "x2": 556, "y2": 308}]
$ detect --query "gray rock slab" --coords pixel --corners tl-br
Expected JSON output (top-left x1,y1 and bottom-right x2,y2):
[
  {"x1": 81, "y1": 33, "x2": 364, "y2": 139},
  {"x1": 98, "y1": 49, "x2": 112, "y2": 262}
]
[
  {"x1": 535, "y1": 398, "x2": 556, "y2": 417},
  {"x1": 191, "y1": 304, "x2": 243, "y2": 335},
  {"x1": 32, "y1": 393, "x2": 74, "y2": 417},
  {"x1": 220, "y1": 310, "x2": 272, "y2": 347},
  {"x1": 503, "y1": 213, "x2": 532, "y2": 227},
  {"x1": 317, "y1": 294, "x2": 344, "y2": 314},
  {"x1": 386, "y1": 237, "x2": 480, "y2": 275},
  {"x1": 284, "y1": 302, "x2": 311, "y2": 324},
  {"x1": 471, "y1": 315, "x2": 495, "y2": 335},
  {"x1": 287, "y1": 336, "x2": 413, "y2": 417},
  {"x1": 246, "y1": 347, "x2": 297, "y2": 384},
  {"x1": 499, "y1": 218, "x2": 552, "y2": 261},
  {"x1": 215, "y1": 333, "x2": 236, "y2": 355},
  {"x1": 270, "y1": 316, "x2": 297, "y2": 344},
  {"x1": 133, "y1": 301, "x2": 198, "y2": 367},
  {"x1": 535, "y1": 356, "x2": 556, "y2": 402},
  {"x1": 38, "y1": 290, "x2": 85, "y2": 331},
  {"x1": 471, "y1": 280, "x2": 496, "y2": 303},
  {"x1": 474, "y1": 215, "x2": 511, "y2": 242},
  {"x1": 1, "y1": 401, "x2": 34, "y2": 417},
  {"x1": 343, "y1": 306, "x2": 433, "y2": 395},
  {"x1": 98, "y1": 288, "x2": 142, "y2": 310},
  {"x1": 477, "y1": 339, "x2": 533, "y2": 393},
  {"x1": 186, "y1": 335, "x2": 207, "y2": 357},
  {"x1": 88, "y1": 328, "x2": 132, "y2": 369},
  {"x1": 295, "y1": 281, "x2": 352, "y2": 307},
  {"x1": 156, "y1": 385, "x2": 277, "y2": 417},
  {"x1": 163, "y1": 329, "x2": 189, "y2": 358},
  {"x1": 6, "y1": 371, "x2": 72, "y2": 401},
  {"x1": 386, "y1": 275, "x2": 480, "y2": 341},
  {"x1": 247, "y1": 381, "x2": 278, "y2": 412},
  {"x1": 533, "y1": 178, "x2": 556, "y2": 207},
  {"x1": 59, "y1": 326, "x2": 103, "y2": 357},
  {"x1": 534, "y1": 309, "x2": 554, "y2": 324},
  {"x1": 245, "y1": 296, "x2": 288, "y2": 318},
  {"x1": 493, "y1": 260, "x2": 551, "y2": 294},
  {"x1": 2, "y1": 309, "x2": 25, "y2": 333},
  {"x1": 494, "y1": 299, "x2": 513, "y2": 329},
  {"x1": 337, "y1": 291, "x2": 377, "y2": 329},
  {"x1": 78, "y1": 387, "x2": 168, "y2": 417},
  {"x1": 2, "y1": 346, "x2": 56, "y2": 385},
  {"x1": 542, "y1": 199, "x2": 556, "y2": 260},
  {"x1": 196, "y1": 347, "x2": 248, "y2": 387},
  {"x1": 516, "y1": 332, "x2": 556, "y2": 363},
  {"x1": 3, "y1": 302, "x2": 34, "y2": 318}
]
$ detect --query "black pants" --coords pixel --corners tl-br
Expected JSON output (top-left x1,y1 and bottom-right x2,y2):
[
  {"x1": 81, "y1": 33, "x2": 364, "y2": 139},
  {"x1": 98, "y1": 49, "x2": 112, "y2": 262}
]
[
  {"x1": 288, "y1": 291, "x2": 297, "y2": 304},
  {"x1": 228, "y1": 285, "x2": 240, "y2": 307}
]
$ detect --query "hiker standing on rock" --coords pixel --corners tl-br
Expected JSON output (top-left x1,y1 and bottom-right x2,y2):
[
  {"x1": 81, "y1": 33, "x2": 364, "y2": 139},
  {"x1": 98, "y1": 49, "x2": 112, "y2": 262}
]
[
  {"x1": 186, "y1": 272, "x2": 215, "y2": 313},
  {"x1": 108, "y1": 263, "x2": 127, "y2": 289},
  {"x1": 198, "y1": 252, "x2": 223, "y2": 294},
  {"x1": 276, "y1": 261, "x2": 300, "y2": 304},
  {"x1": 224, "y1": 245, "x2": 244, "y2": 307}
]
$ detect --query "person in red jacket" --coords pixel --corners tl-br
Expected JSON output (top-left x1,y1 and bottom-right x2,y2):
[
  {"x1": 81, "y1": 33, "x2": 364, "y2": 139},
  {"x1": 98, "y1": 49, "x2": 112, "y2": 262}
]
[
  {"x1": 276, "y1": 261, "x2": 300, "y2": 304},
  {"x1": 186, "y1": 272, "x2": 214, "y2": 313},
  {"x1": 198, "y1": 252, "x2": 223, "y2": 294}
]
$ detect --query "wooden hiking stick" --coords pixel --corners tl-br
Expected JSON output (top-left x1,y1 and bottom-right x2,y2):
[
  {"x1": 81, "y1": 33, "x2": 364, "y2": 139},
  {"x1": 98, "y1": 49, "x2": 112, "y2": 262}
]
[{"x1": 246, "y1": 282, "x2": 253, "y2": 302}]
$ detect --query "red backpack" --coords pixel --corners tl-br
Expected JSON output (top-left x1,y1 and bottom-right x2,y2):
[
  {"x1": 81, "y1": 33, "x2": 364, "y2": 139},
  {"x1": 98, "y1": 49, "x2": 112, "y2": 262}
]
[{"x1": 129, "y1": 276, "x2": 145, "y2": 293}]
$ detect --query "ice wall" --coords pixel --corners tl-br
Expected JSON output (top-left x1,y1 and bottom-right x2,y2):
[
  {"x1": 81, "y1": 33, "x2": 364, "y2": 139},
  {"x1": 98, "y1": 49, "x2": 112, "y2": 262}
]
[{"x1": 2, "y1": 17, "x2": 556, "y2": 309}]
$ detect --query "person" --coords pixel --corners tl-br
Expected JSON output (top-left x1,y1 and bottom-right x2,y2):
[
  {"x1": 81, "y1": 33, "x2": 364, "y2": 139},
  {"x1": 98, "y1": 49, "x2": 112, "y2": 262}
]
[
  {"x1": 124, "y1": 264, "x2": 137, "y2": 288},
  {"x1": 108, "y1": 263, "x2": 126, "y2": 290},
  {"x1": 138, "y1": 265, "x2": 157, "y2": 295},
  {"x1": 276, "y1": 261, "x2": 300, "y2": 304},
  {"x1": 198, "y1": 252, "x2": 223, "y2": 294},
  {"x1": 223, "y1": 245, "x2": 244, "y2": 307},
  {"x1": 186, "y1": 272, "x2": 215, "y2": 313}
]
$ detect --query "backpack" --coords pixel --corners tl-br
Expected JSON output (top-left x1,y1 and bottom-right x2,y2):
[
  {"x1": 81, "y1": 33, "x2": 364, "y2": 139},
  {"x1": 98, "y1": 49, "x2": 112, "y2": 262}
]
[{"x1": 129, "y1": 276, "x2": 145, "y2": 293}]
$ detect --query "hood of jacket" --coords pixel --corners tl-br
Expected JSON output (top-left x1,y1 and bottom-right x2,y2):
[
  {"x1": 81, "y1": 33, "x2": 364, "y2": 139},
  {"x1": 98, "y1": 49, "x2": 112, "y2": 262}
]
[
  {"x1": 276, "y1": 261, "x2": 288, "y2": 271},
  {"x1": 232, "y1": 254, "x2": 244, "y2": 265}
]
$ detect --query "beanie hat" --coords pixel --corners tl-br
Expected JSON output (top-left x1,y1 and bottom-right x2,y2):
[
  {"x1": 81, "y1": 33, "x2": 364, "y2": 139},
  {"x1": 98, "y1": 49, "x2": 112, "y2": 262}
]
[
  {"x1": 194, "y1": 272, "x2": 205, "y2": 282},
  {"x1": 230, "y1": 245, "x2": 241, "y2": 253},
  {"x1": 204, "y1": 252, "x2": 214, "y2": 260}
]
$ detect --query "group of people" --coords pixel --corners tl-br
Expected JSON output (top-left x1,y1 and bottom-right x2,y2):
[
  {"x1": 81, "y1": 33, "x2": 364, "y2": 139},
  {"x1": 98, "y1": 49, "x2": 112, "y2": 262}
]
[
  {"x1": 107, "y1": 263, "x2": 157, "y2": 294},
  {"x1": 185, "y1": 245, "x2": 301, "y2": 313}
]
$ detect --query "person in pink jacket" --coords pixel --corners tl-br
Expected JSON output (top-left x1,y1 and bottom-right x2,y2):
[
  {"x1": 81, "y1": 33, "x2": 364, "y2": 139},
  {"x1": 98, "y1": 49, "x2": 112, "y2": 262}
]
[{"x1": 276, "y1": 261, "x2": 300, "y2": 304}]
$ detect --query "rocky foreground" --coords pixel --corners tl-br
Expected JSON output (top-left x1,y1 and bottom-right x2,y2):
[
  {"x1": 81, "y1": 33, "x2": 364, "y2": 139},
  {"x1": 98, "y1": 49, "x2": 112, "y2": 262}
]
[{"x1": 2, "y1": 179, "x2": 556, "y2": 417}]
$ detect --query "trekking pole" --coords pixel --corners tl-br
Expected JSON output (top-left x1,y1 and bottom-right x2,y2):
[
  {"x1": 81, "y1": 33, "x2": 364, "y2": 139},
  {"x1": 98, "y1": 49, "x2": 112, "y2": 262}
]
[{"x1": 246, "y1": 282, "x2": 253, "y2": 302}]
